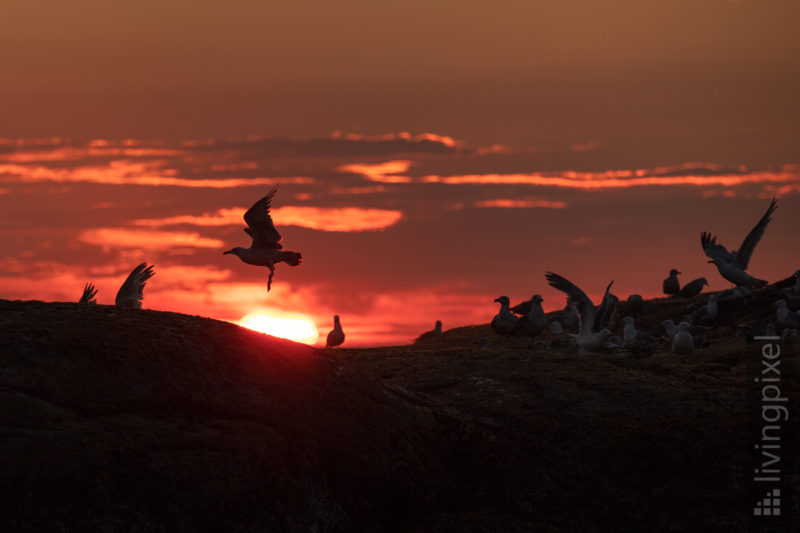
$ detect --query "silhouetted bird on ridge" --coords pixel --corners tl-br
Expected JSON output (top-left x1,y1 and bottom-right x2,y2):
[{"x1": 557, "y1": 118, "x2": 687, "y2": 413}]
[
  {"x1": 224, "y1": 188, "x2": 303, "y2": 291},
  {"x1": 662, "y1": 269, "x2": 681, "y2": 295},
  {"x1": 326, "y1": 315, "x2": 345, "y2": 348},
  {"x1": 701, "y1": 198, "x2": 777, "y2": 289},
  {"x1": 674, "y1": 277, "x2": 708, "y2": 298}
]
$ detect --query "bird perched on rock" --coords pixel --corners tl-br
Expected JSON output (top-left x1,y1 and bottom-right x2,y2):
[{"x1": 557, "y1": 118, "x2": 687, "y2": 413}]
[
  {"x1": 509, "y1": 295, "x2": 547, "y2": 338},
  {"x1": 775, "y1": 300, "x2": 800, "y2": 328},
  {"x1": 622, "y1": 316, "x2": 663, "y2": 350},
  {"x1": 625, "y1": 294, "x2": 644, "y2": 314},
  {"x1": 692, "y1": 294, "x2": 719, "y2": 325},
  {"x1": 701, "y1": 198, "x2": 777, "y2": 289},
  {"x1": 491, "y1": 296, "x2": 517, "y2": 334},
  {"x1": 675, "y1": 277, "x2": 708, "y2": 298},
  {"x1": 415, "y1": 320, "x2": 443, "y2": 343},
  {"x1": 326, "y1": 315, "x2": 345, "y2": 347},
  {"x1": 115, "y1": 263, "x2": 155, "y2": 309},
  {"x1": 545, "y1": 272, "x2": 614, "y2": 352},
  {"x1": 79, "y1": 283, "x2": 98, "y2": 305},
  {"x1": 224, "y1": 188, "x2": 303, "y2": 291},
  {"x1": 772, "y1": 269, "x2": 800, "y2": 290},
  {"x1": 672, "y1": 322, "x2": 695, "y2": 355},
  {"x1": 662, "y1": 269, "x2": 681, "y2": 295},
  {"x1": 511, "y1": 295, "x2": 540, "y2": 316}
]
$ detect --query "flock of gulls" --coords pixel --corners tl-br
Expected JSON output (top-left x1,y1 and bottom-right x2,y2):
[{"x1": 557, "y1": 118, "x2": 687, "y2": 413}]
[
  {"x1": 472, "y1": 197, "x2": 798, "y2": 355},
  {"x1": 75, "y1": 190, "x2": 797, "y2": 353}
]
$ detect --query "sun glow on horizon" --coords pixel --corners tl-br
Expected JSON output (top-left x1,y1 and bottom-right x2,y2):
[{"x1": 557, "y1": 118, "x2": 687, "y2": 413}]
[{"x1": 238, "y1": 309, "x2": 319, "y2": 345}]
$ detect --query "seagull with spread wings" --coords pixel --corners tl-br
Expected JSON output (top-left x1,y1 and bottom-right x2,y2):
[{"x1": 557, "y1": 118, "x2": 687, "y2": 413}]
[
  {"x1": 545, "y1": 272, "x2": 614, "y2": 352},
  {"x1": 224, "y1": 188, "x2": 303, "y2": 291},
  {"x1": 701, "y1": 198, "x2": 777, "y2": 289}
]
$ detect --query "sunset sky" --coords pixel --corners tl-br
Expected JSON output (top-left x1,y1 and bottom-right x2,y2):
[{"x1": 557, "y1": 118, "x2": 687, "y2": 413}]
[{"x1": 1, "y1": 0, "x2": 799, "y2": 345}]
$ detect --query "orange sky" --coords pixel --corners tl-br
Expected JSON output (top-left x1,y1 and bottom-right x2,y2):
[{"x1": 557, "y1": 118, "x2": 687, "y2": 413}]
[
  {"x1": 1, "y1": 1, "x2": 799, "y2": 345},
  {"x1": 2, "y1": 1, "x2": 799, "y2": 162}
]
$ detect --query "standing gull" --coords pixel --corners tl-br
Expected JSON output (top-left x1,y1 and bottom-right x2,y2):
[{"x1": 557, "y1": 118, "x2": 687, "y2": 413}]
[
  {"x1": 224, "y1": 188, "x2": 303, "y2": 291},
  {"x1": 115, "y1": 263, "x2": 155, "y2": 309},
  {"x1": 701, "y1": 198, "x2": 777, "y2": 289},
  {"x1": 491, "y1": 296, "x2": 517, "y2": 335},
  {"x1": 326, "y1": 315, "x2": 345, "y2": 348},
  {"x1": 662, "y1": 269, "x2": 681, "y2": 296},
  {"x1": 545, "y1": 272, "x2": 613, "y2": 352}
]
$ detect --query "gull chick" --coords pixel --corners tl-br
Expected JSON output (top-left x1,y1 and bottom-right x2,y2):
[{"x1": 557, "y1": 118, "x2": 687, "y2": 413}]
[
  {"x1": 672, "y1": 322, "x2": 694, "y2": 355},
  {"x1": 224, "y1": 188, "x2": 303, "y2": 291},
  {"x1": 701, "y1": 198, "x2": 777, "y2": 289}
]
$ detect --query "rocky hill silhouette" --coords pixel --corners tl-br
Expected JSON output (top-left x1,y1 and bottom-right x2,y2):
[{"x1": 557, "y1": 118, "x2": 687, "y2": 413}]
[{"x1": 1, "y1": 294, "x2": 798, "y2": 531}]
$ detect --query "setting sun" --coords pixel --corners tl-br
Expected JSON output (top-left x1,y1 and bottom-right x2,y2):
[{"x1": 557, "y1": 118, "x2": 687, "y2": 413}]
[{"x1": 238, "y1": 309, "x2": 319, "y2": 345}]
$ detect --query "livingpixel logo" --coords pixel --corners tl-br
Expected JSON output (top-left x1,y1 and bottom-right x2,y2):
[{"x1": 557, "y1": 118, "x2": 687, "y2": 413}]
[{"x1": 752, "y1": 335, "x2": 787, "y2": 519}]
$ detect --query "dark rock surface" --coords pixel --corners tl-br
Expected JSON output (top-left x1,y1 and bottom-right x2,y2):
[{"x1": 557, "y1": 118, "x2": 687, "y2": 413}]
[{"x1": 1, "y1": 296, "x2": 799, "y2": 531}]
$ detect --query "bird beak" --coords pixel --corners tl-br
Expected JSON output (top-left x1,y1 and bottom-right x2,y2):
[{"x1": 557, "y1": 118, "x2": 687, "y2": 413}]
[
  {"x1": 707, "y1": 260, "x2": 714, "y2": 264},
  {"x1": 678, "y1": 271, "x2": 682, "y2": 275},
  {"x1": 223, "y1": 249, "x2": 233, "y2": 255}
]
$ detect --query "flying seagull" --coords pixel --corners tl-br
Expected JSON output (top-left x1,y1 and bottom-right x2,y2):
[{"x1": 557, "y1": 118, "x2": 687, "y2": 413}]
[
  {"x1": 545, "y1": 272, "x2": 613, "y2": 352},
  {"x1": 115, "y1": 263, "x2": 155, "y2": 309},
  {"x1": 326, "y1": 315, "x2": 345, "y2": 348},
  {"x1": 701, "y1": 198, "x2": 777, "y2": 289},
  {"x1": 79, "y1": 283, "x2": 98, "y2": 305},
  {"x1": 224, "y1": 188, "x2": 303, "y2": 291}
]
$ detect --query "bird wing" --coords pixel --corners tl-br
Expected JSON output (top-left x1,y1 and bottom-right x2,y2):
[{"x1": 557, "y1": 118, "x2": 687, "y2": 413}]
[
  {"x1": 734, "y1": 198, "x2": 777, "y2": 270},
  {"x1": 592, "y1": 280, "x2": 615, "y2": 332},
  {"x1": 243, "y1": 188, "x2": 283, "y2": 250},
  {"x1": 115, "y1": 263, "x2": 155, "y2": 307},
  {"x1": 79, "y1": 282, "x2": 98, "y2": 304},
  {"x1": 700, "y1": 232, "x2": 735, "y2": 262},
  {"x1": 545, "y1": 272, "x2": 595, "y2": 333}
]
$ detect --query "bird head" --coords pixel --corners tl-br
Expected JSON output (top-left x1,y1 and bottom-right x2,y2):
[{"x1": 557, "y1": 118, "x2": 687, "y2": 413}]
[
  {"x1": 223, "y1": 247, "x2": 244, "y2": 256},
  {"x1": 700, "y1": 277, "x2": 709, "y2": 286},
  {"x1": 678, "y1": 322, "x2": 691, "y2": 331},
  {"x1": 670, "y1": 269, "x2": 681, "y2": 276},
  {"x1": 532, "y1": 294, "x2": 543, "y2": 304},
  {"x1": 494, "y1": 296, "x2": 510, "y2": 305},
  {"x1": 622, "y1": 316, "x2": 635, "y2": 326}
]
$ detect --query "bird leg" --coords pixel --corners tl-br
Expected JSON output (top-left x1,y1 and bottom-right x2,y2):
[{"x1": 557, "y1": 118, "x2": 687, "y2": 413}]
[{"x1": 267, "y1": 265, "x2": 275, "y2": 292}]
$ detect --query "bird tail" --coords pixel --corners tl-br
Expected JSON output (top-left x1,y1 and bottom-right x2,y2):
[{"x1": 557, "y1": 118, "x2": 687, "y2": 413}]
[{"x1": 285, "y1": 252, "x2": 302, "y2": 267}]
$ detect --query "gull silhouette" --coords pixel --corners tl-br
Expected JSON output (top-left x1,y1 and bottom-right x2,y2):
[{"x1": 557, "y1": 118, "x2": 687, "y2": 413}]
[
  {"x1": 701, "y1": 198, "x2": 777, "y2": 288},
  {"x1": 223, "y1": 188, "x2": 303, "y2": 291}
]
